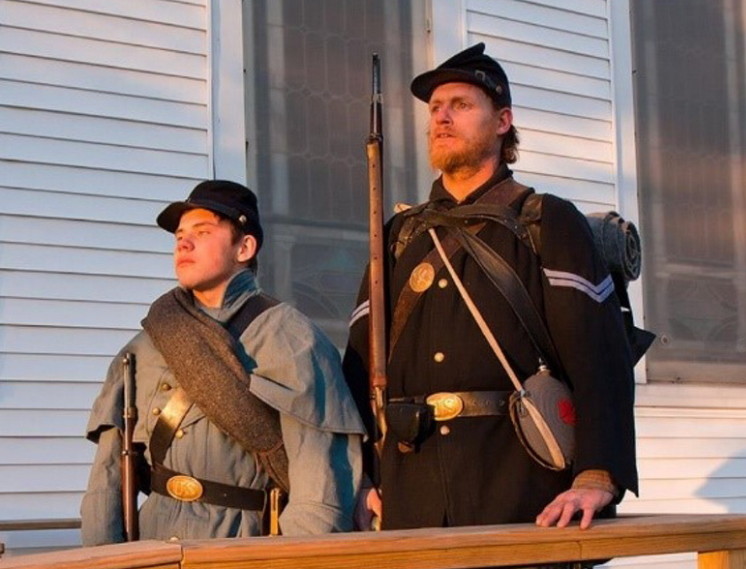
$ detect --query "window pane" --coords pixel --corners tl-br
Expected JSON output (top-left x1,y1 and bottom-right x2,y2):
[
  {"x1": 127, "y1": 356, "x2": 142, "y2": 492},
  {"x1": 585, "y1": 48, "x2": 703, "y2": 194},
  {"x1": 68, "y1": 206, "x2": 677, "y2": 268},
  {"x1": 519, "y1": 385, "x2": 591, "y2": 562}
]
[
  {"x1": 245, "y1": 0, "x2": 426, "y2": 346},
  {"x1": 632, "y1": 0, "x2": 746, "y2": 382}
]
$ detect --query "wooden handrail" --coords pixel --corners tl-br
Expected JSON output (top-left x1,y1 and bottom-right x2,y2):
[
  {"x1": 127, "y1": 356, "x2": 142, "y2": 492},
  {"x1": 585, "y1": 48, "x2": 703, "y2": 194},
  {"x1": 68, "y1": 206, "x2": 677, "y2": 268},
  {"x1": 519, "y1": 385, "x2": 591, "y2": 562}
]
[
  {"x1": 0, "y1": 519, "x2": 81, "y2": 532},
  {"x1": 2, "y1": 514, "x2": 746, "y2": 569}
]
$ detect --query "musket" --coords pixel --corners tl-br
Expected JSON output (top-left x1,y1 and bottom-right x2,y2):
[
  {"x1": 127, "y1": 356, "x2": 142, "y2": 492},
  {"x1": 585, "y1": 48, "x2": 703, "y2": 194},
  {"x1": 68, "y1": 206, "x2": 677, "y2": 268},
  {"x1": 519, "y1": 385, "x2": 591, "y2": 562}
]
[
  {"x1": 366, "y1": 54, "x2": 387, "y2": 450},
  {"x1": 121, "y1": 352, "x2": 140, "y2": 542}
]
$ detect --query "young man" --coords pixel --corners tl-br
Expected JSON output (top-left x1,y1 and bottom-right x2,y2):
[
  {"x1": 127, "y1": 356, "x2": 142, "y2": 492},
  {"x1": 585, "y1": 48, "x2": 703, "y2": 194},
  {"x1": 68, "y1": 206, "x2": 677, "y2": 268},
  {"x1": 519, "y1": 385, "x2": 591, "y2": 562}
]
[
  {"x1": 81, "y1": 180, "x2": 364, "y2": 544},
  {"x1": 344, "y1": 43, "x2": 638, "y2": 549}
]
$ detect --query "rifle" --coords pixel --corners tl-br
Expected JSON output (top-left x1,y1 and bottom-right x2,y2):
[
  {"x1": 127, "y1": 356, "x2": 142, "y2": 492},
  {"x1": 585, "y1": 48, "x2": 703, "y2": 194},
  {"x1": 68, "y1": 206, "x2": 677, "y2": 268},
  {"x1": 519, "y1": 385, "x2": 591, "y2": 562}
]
[
  {"x1": 121, "y1": 352, "x2": 140, "y2": 542},
  {"x1": 366, "y1": 54, "x2": 387, "y2": 451}
]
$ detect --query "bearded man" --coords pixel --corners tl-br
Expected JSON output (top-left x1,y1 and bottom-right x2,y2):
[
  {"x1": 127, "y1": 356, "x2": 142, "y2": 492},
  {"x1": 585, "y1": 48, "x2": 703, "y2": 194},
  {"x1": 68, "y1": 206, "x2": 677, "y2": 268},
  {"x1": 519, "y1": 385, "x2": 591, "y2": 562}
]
[{"x1": 343, "y1": 43, "x2": 638, "y2": 569}]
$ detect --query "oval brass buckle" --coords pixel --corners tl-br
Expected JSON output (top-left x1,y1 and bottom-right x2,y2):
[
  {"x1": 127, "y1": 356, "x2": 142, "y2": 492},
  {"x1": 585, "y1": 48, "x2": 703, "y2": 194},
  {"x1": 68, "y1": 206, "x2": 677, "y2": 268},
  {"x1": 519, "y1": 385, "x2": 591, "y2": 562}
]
[
  {"x1": 426, "y1": 392, "x2": 464, "y2": 421},
  {"x1": 166, "y1": 475, "x2": 204, "y2": 502}
]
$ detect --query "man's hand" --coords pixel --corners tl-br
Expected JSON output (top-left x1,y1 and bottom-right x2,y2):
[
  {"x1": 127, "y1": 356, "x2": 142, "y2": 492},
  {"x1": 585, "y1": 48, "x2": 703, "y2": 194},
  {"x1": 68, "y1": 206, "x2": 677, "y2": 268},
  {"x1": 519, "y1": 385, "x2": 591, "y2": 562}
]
[
  {"x1": 354, "y1": 487, "x2": 382, "y2": 531},
  {"x1": 535, "y1": 488, "x2": 613, "y2": 529}
]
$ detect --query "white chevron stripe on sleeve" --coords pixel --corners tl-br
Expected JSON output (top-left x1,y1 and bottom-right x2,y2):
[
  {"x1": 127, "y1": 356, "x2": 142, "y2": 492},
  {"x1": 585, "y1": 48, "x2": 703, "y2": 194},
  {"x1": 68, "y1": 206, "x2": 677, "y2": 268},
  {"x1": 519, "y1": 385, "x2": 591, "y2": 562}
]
[
  {"x1": 543, "y1": 269, "x2": 615, "y2": 303},
  {"x1": 349, "y1": 299, "x2": 370, "y2": 327}
]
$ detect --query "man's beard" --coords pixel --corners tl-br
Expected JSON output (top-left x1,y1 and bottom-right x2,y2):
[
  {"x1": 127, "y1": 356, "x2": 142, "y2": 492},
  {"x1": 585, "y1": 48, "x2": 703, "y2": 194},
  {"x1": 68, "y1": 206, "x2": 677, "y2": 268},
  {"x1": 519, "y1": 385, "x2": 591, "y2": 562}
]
[{"x1": 429, "y1": 130, "x2": 499, "y2": 175}]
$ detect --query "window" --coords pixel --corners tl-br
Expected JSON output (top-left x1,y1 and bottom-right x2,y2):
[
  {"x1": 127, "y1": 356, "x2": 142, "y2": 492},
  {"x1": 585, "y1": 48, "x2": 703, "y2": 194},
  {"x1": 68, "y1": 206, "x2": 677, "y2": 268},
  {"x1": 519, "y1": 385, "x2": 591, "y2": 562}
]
[
  {"x1": 631, "y1": 0, "x2": 746, "y2": 382},
  {"x1": 243, "y1": 0, "x2": 428, "y2": 346}
]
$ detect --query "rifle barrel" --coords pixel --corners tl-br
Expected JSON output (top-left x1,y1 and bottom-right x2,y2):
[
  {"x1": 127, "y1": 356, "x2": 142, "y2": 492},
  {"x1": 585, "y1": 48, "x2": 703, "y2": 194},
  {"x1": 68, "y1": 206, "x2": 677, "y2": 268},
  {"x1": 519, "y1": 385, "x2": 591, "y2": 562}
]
[
  {"x1": 121, "y1": 352, "x2": 140, "y2": 542},
  {"x1": 366, "y1": 53, "x2": 387, "y2": 442}
]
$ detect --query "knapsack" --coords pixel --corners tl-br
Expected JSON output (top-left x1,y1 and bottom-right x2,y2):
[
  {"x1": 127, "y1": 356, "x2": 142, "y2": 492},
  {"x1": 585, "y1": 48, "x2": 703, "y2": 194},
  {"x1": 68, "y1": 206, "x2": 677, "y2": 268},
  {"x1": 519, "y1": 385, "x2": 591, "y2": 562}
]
[{"x1": 519, "y1": 193, "x2": 655, "y2": 365}]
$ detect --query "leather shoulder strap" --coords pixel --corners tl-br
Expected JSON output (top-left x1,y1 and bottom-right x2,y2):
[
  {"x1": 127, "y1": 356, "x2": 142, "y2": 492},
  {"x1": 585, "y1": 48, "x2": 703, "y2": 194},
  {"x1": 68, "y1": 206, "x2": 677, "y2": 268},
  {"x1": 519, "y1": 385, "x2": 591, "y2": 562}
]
[
  {"x1": 226, "y1": 292, "x2": 280, "y2": 339},
  {"x1": 518, "y1": 191, "x2": 543, "y2": 255}
]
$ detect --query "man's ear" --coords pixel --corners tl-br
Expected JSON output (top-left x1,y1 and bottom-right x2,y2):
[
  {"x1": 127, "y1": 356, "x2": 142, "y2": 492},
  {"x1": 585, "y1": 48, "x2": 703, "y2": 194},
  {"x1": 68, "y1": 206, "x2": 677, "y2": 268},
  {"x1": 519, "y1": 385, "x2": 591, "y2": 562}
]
[
  {"x1": 496, "y1": 107, "x2": 513, "y2": 136},
  {"x1": 236, "y1": 234, "x2": 257, "y2": 264}
]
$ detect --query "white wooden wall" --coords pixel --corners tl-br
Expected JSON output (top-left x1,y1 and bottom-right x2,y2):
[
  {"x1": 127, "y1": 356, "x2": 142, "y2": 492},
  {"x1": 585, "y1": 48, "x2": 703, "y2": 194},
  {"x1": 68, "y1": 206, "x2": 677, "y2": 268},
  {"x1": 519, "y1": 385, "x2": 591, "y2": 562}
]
[
  {"x1": 0, "y1": 0, "x2": 211, "y2": 551},
  {"x1": 429, "y1": 1, "x2": 746, "y2": 568}
]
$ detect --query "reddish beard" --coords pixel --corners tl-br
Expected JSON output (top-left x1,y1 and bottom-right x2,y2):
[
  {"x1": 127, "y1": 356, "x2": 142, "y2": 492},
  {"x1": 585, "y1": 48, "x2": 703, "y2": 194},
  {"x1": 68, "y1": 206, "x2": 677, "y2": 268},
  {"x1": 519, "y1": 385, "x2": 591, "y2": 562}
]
[{"x1": 429, "y1": 130, "x2": 500, "y2": 174}]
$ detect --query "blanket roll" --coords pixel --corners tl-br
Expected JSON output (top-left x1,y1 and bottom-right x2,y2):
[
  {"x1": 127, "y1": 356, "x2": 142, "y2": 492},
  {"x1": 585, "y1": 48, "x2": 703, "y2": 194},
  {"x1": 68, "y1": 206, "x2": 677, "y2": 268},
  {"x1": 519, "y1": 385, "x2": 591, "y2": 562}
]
[{"x1": 586, "y1": 211, "x2": 642, "y2": 282}]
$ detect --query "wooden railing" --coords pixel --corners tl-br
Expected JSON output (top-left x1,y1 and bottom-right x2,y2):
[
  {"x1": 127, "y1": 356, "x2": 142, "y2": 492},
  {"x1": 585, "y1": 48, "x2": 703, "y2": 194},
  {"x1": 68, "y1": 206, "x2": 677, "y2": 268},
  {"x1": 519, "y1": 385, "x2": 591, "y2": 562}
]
[
  {"x1": 1, "y1": 514, "x2": 746, "y2": 569},
  {"x1": 0, "y1": 519, "x2": 81, "y2": 532}
]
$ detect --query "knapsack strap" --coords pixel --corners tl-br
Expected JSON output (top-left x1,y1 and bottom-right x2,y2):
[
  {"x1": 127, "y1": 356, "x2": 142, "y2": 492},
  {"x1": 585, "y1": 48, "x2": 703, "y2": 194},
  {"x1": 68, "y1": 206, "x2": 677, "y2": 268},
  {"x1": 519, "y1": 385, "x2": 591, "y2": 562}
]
[{"x1": 226, "y1": 293, "x2": 280, "y2": 339}]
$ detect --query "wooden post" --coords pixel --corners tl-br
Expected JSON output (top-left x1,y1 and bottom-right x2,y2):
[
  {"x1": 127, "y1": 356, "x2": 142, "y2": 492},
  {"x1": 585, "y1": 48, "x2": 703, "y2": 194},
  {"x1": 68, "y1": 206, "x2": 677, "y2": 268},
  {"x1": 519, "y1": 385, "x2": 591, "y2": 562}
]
[{"x1": 698, "y1": 548, "x2": 746, "y2": 569}]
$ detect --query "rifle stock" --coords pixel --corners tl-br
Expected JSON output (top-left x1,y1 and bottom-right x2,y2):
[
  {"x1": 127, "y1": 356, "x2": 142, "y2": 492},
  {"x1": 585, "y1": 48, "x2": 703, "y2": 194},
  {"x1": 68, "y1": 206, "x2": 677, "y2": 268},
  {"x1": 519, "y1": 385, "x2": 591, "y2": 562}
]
[
  {"x1": 121, "y1": 352, "x2": 140, "y2": 542},
  {"x1": 366, "y1": 53, "x2": 388, "y2": 448}
]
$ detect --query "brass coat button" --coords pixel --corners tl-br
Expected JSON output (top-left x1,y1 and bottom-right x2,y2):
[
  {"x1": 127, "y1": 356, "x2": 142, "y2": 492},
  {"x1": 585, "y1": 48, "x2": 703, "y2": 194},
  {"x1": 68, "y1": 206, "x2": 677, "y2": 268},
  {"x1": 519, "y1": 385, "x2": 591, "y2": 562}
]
[
  {"x1": 160, "y1": 383, "x2": 172, "y2": 391},
  {"x1": 433, "y1": 352, "x2": 445, "y2": 363},
  {"x1": 438, "y1": 278, "x2": 448, "y2": 288},
  {"x1": 152, "y1": 407, "x2": 161, "y2": 416},
  {"x1": 440, "y1": 425, "x2": 451, "y2": 435}
]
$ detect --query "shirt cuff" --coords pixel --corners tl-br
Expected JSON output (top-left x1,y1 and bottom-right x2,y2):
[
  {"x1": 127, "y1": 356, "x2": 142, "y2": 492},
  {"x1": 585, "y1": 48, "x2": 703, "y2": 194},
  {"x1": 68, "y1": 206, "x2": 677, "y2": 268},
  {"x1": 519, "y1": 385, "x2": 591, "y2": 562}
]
[{"x1": 572, "y1": 469, "x2": 617, "y2": 496}]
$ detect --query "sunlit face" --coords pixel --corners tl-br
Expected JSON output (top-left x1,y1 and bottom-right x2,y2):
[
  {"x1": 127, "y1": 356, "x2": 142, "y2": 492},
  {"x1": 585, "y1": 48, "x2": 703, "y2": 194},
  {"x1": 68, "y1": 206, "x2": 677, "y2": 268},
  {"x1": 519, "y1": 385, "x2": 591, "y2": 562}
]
[
  {"x1": 173, "y1": 209, "x2": 255, "y2": 306},
  {"x1": 427, "y1": 82, "x2": 512, "y2": 174}
]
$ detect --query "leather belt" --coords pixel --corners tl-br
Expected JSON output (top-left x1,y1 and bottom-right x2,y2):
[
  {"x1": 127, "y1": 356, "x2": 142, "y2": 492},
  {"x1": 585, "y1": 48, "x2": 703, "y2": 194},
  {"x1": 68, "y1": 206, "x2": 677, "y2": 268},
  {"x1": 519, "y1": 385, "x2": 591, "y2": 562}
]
[
  {"x1": 391, "y1": 390, "x2": 510, "y2": 421},
  {"x1": 151, "y1": 463, "x2": 266, "y2": 511}
]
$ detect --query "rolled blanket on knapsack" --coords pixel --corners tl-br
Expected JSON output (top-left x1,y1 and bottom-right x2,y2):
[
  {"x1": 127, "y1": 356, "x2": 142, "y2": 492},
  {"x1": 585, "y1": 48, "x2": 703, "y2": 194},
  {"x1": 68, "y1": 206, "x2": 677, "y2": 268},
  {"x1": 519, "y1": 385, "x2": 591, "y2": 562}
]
[{"x1": 586, "y1": 211, "x2": 642, "y2": 283}]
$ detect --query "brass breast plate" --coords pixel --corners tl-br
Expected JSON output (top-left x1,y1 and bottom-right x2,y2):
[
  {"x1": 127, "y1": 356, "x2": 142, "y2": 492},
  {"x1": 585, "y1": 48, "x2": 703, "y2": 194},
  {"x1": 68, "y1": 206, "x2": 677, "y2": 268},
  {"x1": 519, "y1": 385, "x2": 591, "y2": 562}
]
[{"x1": 409, "y1": 262, "x2": 435, "y2": 292}]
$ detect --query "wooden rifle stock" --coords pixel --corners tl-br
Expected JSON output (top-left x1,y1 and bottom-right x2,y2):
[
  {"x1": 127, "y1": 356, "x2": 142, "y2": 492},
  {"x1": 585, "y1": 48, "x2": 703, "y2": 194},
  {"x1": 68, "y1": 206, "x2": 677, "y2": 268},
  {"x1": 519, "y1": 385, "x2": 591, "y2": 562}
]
[
  {"x1": 121, "y1": 352, "x2": 140, "y2": 542},
  {"x1": 366, "y1": 54, "x2": 387, "y2": 448}
]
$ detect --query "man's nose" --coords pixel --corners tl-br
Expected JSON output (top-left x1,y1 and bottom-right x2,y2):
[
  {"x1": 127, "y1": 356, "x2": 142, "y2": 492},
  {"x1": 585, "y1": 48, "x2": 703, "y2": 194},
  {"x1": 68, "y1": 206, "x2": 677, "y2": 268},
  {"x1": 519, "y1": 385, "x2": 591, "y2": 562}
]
[
  {"x1": 433, "y1": 106, "x2": 452, "y2": 123},
  {"x1": 176, "y1": 236, "x2": 193, "y2": 251}
]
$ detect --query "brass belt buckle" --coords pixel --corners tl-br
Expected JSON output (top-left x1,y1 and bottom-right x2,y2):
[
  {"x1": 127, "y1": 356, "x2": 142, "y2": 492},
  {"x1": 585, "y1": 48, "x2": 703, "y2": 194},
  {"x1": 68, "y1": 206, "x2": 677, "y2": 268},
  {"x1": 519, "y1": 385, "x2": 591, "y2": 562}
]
[
  {"x1": 166, "y1": 475, "x2": 204, "y2": 502},
  {"x1": 426, "y1": 392, "x2": 464, "y2": 421}
]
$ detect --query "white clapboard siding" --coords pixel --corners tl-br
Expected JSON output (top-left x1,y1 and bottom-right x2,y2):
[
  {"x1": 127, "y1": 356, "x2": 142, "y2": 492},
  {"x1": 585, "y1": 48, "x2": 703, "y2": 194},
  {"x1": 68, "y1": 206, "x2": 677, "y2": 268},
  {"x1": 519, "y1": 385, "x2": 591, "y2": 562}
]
[
  {"x1": 0, "y1": 381, "x2": 101, "y2": 410},
  {"x1": 0, "y1": 107, "x2": 206, "y2": 153},
  {"x1": 0, "y1": 1, "x2": 211, "y2": 552},
  {"x1": 0, "y1": 411, "x2": 91, "y2": 437},
  {"x1": 0, "y1": 353, "x2": 111, "y2": 382},
  {"x1": 19, "y1": 0, "x2": 206, "y2": 27},
  {"x1": 0, "y1": 438, "x2": 94, "y2": 465},
  {"x1": 0, "y1": 210, "x2": 171, "y2": 246},
  {"x1": 0, "y1": 199, "x2": 171, "y2": 235},
  {"x1": 0, "y1": 271, "x2": 173, "y2": 305},
  {"x1": 3, "y1": 0, "x2": 205, "y2": 54},
  {"x1": 0, "y1": 326, "x2": 136, "y2": 356},
  {"x1": 0, "y1": 80, "x2": 207, "y2": 127},
  {"x1": 462, "y1": 0, "x2": 616, "y2": 211},
  {"x1": 0, "y1": 492, "x2": 86, "y2": 552},
  {"x1": 518, "y1": 107, "x2": 612, "y2": 141},
  {"x1": 0, "y1": 492, "x2": 86, "y2": 519},
  {"x1": 0, "y1": 466, "x2": 89, "y2": 493},
  {"x1": 1, "y1": 53, "x2": 206, "y2": 105},
  {"x1": 515, "y1": 173, "x2": 616, "y2": 209},
  {"x1": 1, "y1": 134, "x2": 208, "y2": 177},
  {"x1": 0, "y1": 240, "x2": 171, "y2": 276},
  {"x1": 608, "y1": 407, "x2": 746, "y2": 569},
  {"x1": 3, "y1": 162, "x2": 197, "y2": 201}
]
